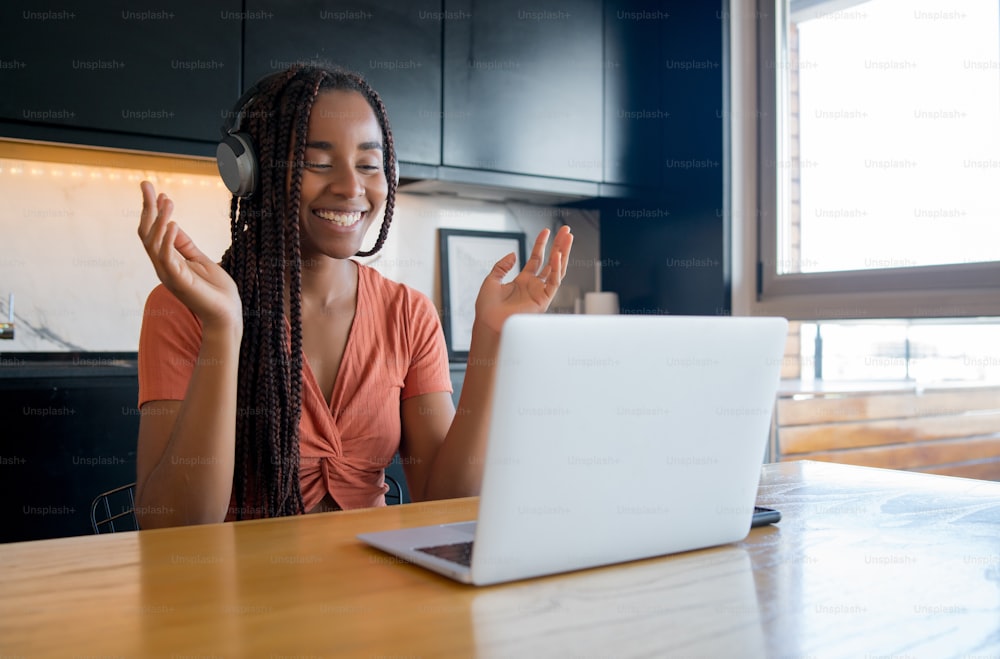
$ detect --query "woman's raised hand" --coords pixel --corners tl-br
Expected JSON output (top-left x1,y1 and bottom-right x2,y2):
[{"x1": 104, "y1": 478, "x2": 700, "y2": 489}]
[
  {"x1": 137, "y1": 181, "x2": 242, "y2": 330},
  {"x1": 474, "y1": 225, "x2": 574, "y2": 335}
]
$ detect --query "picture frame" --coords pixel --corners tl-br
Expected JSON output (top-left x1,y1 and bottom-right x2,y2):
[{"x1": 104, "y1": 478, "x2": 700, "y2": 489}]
[{"x1": 439, "y1": 228, "x2": 526, "y2": 362}]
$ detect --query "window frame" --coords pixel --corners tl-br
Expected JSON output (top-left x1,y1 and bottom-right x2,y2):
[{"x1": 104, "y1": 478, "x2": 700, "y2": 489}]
[{"x1": 729, "y1": 0, "x2": 1000, "y2": 321}]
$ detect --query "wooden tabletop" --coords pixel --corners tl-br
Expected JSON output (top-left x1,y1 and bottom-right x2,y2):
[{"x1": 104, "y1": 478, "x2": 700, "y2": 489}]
[{"x1": 2, "y1": 460, "x2": 999, "y2": 658}]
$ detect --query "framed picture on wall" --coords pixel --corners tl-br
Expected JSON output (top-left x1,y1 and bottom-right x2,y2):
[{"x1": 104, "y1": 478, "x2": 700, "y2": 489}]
[{"x1": 439, "y1": 228, "x2": 526, "y2": 362}]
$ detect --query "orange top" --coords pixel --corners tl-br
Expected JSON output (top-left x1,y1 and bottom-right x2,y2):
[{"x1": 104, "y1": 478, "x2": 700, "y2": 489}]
[{"x1": 137, "y1": 263, "x2": 453, "y2": 515}]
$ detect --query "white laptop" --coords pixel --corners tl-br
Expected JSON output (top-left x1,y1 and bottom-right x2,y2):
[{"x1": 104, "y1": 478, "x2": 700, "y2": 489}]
[{"x1": 358, "y1": 313, "x2": 788, "y2": 586}]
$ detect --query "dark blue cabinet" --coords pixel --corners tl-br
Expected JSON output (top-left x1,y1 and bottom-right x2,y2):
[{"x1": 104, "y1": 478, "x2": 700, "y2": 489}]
[
  {"x1": 442, "y1": 0, "x2": 604, "y2": 182},
  {"x1": 0, "y1": 2, "x2": 240, "y2": 149},
  {"x1": 0, "y1": 359, "x2": 139, "y2": 542},
  {"x1": 600, "y1": 1, "x2": 728, "y2": 317}
]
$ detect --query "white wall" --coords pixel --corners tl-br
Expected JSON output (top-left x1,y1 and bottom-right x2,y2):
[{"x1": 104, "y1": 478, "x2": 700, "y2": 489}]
[{"x1": 0, "y1": 159, "x2": 231, "y2": 351}]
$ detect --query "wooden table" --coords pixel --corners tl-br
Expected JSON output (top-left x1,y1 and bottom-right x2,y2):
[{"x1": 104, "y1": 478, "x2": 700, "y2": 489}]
[{"x1": 2, "y1": 460, "x2": 999, "y2": 658}]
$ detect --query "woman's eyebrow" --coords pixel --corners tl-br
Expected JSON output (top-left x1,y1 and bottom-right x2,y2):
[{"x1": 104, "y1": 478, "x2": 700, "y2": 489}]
[{"x1": 305, "y1": 140, "x2": 383, "y2": 152}]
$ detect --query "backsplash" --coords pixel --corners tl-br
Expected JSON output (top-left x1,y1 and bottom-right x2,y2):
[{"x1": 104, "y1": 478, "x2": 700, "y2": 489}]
[{"x1": 0, "y1": 142, "x2": 598, "y2": 352}]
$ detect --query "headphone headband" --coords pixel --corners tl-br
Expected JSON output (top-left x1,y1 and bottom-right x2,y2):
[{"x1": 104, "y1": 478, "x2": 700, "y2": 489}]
[{"x1": 221, "y1": 83, "x2": 261, "y2": 138}]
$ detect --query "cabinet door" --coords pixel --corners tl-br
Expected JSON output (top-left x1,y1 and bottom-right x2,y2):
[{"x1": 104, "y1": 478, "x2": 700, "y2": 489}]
[
  {"x1": 0, "y1": 374, "x2": 139, "y2": 543},
  {"x1": 243, "y1": 1, "x2": 442, "y2": 167},
  {"x1": 658, "y1": 1, "x2": 723, "y2": 207},
  {"x1": 604, "y1": 1, "x2": 668, "y2": 187},
  {"x1": 443, "y1": 0, "x2": 603, "y2": 181},
  {"x1": 0, "y1": 2, "x2": 241, "y2": 142}
]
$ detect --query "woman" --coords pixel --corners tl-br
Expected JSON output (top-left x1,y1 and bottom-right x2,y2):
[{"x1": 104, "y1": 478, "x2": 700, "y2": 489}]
[{"x1": 135, "y1": 64, "x2": 573, "y2": 528}]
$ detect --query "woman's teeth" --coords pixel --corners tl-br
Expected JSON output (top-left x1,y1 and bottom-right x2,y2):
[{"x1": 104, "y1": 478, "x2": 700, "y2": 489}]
[{"x1": 314, "y1": 210, "x2": 363, "y2": 226}]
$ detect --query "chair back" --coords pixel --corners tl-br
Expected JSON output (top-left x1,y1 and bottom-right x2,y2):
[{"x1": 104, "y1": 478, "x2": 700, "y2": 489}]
[
  {"x1": 93, "y1": 476, "x2": 403, "y2": 532},
  {"x1": 90, "y1": 482, "x2": 139, "y2": 534},
  {"x1": 385, "y1": 474, "x2": 403, "y2": 506}
]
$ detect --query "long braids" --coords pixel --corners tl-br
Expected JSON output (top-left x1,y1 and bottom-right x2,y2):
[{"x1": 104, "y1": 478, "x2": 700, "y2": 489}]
[
  {"x1": 350, "y1": 70, "x2": 397, "y2": 257},
  {"x1": 220, "y1": 65, "x2": 398, "y2": 519}
]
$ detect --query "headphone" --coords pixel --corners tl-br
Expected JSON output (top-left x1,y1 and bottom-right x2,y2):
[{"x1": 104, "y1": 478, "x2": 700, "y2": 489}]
[
  {"x1": 216, "y1": 75, "x2": 399, "y2": 199},
  {"x1": 216, "y1": 82, "x2": 263, "y2": 198}
]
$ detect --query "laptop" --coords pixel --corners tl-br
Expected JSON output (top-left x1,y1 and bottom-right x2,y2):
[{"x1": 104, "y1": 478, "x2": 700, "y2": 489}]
[{"x1": 358, "y1": 313, "x2": 788, "y2": 586}]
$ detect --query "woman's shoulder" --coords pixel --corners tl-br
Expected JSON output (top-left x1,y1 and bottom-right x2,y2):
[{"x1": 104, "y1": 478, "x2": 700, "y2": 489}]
[{"x1": 358, "y1": 263, "x2": 433, "y2": 307}]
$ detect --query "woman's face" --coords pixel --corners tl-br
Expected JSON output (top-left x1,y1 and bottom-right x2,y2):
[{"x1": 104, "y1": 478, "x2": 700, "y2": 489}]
[{"x1": 296, "y1": 89, "x2": 388, "y2": 262}]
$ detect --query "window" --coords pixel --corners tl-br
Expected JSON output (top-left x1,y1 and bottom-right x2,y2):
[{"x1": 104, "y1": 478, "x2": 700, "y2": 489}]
[
  {"x1": 730, "y1": 0, "x2": 1000, "y2": 320},
  {"x1": 798, "y1": 318, "x2": 1000, "y2": 382}
]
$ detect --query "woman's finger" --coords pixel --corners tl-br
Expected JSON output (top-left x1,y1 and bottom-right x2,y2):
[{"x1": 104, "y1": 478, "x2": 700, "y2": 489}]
[
  {"x1": 544, "y1": 250, "x2": 563, "y2": 298},
  {"x1": 172, "y1": 224, "x2": 211, "y2": 264},
  {"x1": 158, "y1": 221, "x2": 183, "y2": 281},
  {"x1": 552, "y1": 226, "x2": 573, "y2": 279},
  {"x1": 140, "y1": 189, "x2": 173, "y2": 259},
  {"x1": 522, "y1": 228, "x2": 550, "y2": 276},
  {"x1": 486, "y1": 252, "x2": 518, "y2": 283},
  {"x1": 137, "y1": 181, "x2": 157, "y2": 240},
  {"x1": 536, "y1": 227, "x2": 570, "y2": 283}
]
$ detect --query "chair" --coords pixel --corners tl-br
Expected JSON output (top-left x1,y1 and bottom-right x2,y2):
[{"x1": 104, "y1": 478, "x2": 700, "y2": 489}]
[
  {"x1": 90, "y1": 482, "x2": 139, "y2": 534},
  {"x1": 92, "y1": 475, "x2": 403, "y2": 532},
  {"x1": 385, "y1": 474, "x2": 403, "y2": 506}
]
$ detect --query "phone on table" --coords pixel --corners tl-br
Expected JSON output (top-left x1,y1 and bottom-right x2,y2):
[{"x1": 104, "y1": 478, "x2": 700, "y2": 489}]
[{"x1": 751, "y1": 506, "x2": 782, "y2": 527}]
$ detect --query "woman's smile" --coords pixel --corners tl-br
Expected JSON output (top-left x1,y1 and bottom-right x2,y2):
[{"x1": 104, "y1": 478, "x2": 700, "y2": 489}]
[{"x1": 312, "y1": 208, "x2": 367, "y2": 228}]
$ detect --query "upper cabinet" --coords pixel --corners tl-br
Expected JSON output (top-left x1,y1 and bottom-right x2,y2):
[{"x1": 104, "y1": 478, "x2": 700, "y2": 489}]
[
  {"x1": 0, "y1": 2, "x2": 240, "y2": 144},
  {"x1": 442, "y1": 0, "x2": 604, "y2": 182},
  {"x1": 603, "y1": 1, "x2": 667, "y2": 188},
  {"x1": 658, "y1": 2, "x2": 724, "y2": 208},
  {"x1": 242, "y1": 0, "x2": 443, "y2": 167},
  {"x1": 0, "y1": 0, "x2": 677, "y2": 193}
]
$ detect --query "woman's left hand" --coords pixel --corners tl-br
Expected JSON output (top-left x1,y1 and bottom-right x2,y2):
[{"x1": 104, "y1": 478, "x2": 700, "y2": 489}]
[{"x1": 474, "y1": 225, "x2": 574, "y2": 335}]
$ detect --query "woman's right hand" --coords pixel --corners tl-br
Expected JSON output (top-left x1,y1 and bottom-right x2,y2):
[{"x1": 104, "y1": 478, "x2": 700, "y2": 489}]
[{"x1": 138, "y1": 180, "x2": 242, "y2": 330}]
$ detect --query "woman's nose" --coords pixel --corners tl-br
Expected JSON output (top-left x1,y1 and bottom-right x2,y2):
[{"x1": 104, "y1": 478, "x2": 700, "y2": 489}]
[{"x1": 324, "y1": 165, "x2": 365, "y2": 198}]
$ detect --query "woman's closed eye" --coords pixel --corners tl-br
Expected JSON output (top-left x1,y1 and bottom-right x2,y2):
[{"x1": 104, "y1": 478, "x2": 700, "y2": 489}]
[{"x1": 303, "y1": 162, "x2": 380, "y2": 173}]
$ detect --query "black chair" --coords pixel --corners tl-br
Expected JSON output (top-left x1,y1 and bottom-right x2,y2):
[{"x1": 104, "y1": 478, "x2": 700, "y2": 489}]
[
  {"x1": 90, "y1": 482, "x2": 139, "y2": 534},
  {"x1": 385, "y1": 474, "x2": 404, "y2": 506},
  {"x1": 92, "y1": 475, "x2": 403, "y2": 533}
]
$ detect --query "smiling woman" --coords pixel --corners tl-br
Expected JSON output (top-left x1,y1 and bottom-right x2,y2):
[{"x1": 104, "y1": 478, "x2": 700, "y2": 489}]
[{"x1": 133, "y1": 64, "x2": 573, "y2": 529}]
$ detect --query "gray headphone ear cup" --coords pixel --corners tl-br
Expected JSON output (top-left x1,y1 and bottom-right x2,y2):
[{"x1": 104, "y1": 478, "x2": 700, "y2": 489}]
[{"x1": 216, "y1": 132, "x2": 258, "y2": 197}]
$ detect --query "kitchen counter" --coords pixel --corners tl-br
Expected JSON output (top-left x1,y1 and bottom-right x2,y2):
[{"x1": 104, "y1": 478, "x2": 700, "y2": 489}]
[{"x1": 0, "y1": 352, "x2": 137, "y2": 379}]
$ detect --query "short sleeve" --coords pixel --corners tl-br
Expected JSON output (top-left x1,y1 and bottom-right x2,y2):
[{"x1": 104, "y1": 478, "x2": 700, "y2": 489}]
[
  {"x1": 137, "y1": 284, "x2": 203, "y2": 407},
  {"x1": 401, "y1": 292, "x2": 453, "y2": 400}
]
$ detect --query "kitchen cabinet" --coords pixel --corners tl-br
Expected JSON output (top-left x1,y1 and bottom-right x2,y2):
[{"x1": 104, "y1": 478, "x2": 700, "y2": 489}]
[
  {"x1": 657, "y1": 2, "x2": 724, "y2": 206},
  {"x1": 604, "y1": 1, "x2": 722, "y2": 195},
  {"x1": 600, "y1": 1, "x2": 727, "y2": 316},
  {"x1": 242, "y1": 0, "x2": 443, "y2": 167},
  {"x1": 603, "y1": 0, "x2": 666, "y2": 188},
  {"x1": 0, "y1": 2, "x2": 241, "y2": 149},
  {"x1": 0, "y1": 357, "x2": 139, "y2": 543},
  {"x1": 442, "y1": 0, "x2": 604, "y2": 182}
]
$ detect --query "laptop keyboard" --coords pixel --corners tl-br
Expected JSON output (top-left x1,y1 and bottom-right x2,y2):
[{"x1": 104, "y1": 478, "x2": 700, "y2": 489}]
[
  {"x1": 416, "y1": 541, "x2": 474, "y2": 567},
  {"x1": 414, "y1": 508, "x2": 777, "y2": 568}
]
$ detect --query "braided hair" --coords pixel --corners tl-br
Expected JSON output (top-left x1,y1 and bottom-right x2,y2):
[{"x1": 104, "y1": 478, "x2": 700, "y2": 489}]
[{"x1": 219, "y1": 64, "x2": 398, "y2": 519}]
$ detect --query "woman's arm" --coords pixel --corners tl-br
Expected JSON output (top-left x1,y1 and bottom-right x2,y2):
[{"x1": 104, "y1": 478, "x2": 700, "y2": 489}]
[
  {"x1": 402, "y1": 226, "x2": 573, "y2": 500},
  {"x1": 134, "y1": 181, "x2": 244, "y2": 527}
]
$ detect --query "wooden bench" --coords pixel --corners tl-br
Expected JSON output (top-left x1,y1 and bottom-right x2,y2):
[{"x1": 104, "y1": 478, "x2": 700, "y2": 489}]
[{"x1": 773, "y1": 385, "x2": 1000, "y2": 481}]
